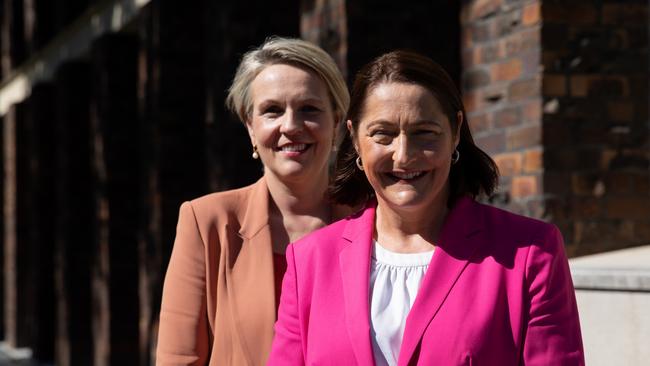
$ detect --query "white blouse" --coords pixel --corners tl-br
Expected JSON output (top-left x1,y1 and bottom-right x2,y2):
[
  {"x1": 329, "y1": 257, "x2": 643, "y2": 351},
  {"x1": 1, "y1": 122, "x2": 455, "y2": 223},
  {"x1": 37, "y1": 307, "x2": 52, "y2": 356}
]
[{"x1": 369, "y1": 241, "x2": 434, "y2": 366}]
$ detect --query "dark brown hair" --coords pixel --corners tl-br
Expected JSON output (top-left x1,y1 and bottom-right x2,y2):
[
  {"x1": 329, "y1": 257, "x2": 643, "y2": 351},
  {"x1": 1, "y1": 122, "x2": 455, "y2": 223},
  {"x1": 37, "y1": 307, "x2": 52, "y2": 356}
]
[{"x1": 329, "y1": 50, "x2": 499, "y2": 207}]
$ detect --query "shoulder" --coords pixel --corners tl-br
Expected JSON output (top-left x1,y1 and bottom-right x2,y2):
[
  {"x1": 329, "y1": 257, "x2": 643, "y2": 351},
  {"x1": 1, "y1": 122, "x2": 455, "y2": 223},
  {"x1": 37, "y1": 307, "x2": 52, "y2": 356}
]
[
  {"x1": 184, "y1": 180, "x2": 260, "y2": 223},
  {"x1": 473, "y1": 200, "x2": 558, "y2": 241},
  {"x1": 474, "y1": 202, "x2": 566, "y2": 268}
]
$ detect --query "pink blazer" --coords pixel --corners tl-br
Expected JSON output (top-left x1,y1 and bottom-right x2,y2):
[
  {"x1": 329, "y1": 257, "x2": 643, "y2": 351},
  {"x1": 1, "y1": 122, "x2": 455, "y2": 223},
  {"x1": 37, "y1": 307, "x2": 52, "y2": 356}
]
[{"x1": 268, "y1": 197, "x2": 584, "y2": 365}]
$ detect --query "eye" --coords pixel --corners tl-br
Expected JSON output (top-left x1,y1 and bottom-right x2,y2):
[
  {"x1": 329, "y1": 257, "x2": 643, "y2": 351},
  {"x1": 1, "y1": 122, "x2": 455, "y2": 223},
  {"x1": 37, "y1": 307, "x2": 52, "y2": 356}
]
[
  {"x1": 370, "y1": 129, "x2": 395, "y2": 144},
  {"x1": 414, "y1": 129, "x2": 440, "y2": 136},
  {"x1": 300, "y1": 104, "x2": 322, "y2": 114},
  {"x1": 262, "y1": 105, "x2": 283, "y2": 116}
]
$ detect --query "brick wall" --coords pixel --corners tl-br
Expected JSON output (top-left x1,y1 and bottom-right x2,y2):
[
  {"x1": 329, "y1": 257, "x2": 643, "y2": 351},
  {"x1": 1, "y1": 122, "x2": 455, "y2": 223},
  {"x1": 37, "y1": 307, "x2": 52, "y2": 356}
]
[
  {"x1": 462, "y1": 0, "x2": 649, "y2": 255},
  {"x1": 542, "y1": 0, "x2": 650, "y2": 255},
  {"x1": 461, "y1": 0, "x2": 544, "y2": 217}
]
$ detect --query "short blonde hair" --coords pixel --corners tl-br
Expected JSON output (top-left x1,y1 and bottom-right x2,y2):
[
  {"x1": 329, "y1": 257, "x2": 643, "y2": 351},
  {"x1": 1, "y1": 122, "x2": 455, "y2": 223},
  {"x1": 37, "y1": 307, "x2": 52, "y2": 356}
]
[{"x1": 226, "y1": 36, "x2": 349, "y2": 124}]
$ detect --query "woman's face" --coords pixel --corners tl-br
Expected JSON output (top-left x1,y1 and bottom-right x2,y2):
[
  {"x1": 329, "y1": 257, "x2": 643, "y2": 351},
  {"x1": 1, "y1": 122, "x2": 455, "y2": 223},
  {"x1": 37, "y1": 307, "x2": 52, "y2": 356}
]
[
  {"x1": 247, "y1": 63, "x2": 337, "y2": 184},
  {"x1": 350, "y1": 82, "x2": 460, "y2": 213}
]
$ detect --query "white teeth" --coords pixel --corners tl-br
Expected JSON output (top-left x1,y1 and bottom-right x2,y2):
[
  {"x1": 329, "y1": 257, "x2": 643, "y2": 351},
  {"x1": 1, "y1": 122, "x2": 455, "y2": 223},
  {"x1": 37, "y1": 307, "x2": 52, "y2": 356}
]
[
  {"x1": 280, "y1": 144, "x2": 307, "y2": 152},
  {"x1": 392, "y1": 171, "x2": 423, "y2": 179}
]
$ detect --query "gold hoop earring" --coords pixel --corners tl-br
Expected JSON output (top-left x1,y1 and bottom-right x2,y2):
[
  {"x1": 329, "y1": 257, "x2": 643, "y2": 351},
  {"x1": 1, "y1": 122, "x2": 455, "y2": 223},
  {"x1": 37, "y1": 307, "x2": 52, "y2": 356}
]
[
  {"x1": 355, "y1": 156, "x2": 364, "y2": 171},
  {"x1": 451, "y1": 149, "x2": 460, "y2": 164},
  {"x1": 252, "y1": 145, "x2": 259, "y2": 159}
]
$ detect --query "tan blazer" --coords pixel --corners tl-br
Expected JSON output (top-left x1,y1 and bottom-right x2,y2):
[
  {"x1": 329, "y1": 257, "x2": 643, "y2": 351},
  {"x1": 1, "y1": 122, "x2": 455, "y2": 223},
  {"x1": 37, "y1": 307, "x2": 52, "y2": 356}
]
[{"x1": 156, "y1": 177, "x2": 349, "y2": 365}]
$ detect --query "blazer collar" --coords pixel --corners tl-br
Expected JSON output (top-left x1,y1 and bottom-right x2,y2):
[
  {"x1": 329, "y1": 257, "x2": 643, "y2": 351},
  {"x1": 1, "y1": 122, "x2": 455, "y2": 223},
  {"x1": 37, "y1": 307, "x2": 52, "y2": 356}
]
[
  {"x1": 238, "y1": 176, "x2": 271, "y2": 239},
  {"x1": 397, "y1": 196, "x2": 484, "y2": 365},
  {"x1": 339, "y1": 200, "x2": 378, "y2": 365},
  {"x1": 228, "y1": 176, "x2": 276, "y2": 364}
]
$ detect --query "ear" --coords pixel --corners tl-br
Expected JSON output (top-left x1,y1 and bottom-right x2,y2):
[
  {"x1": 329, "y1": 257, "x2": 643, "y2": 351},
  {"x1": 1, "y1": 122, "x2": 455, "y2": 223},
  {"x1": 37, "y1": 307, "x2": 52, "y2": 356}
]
[
  {"x1": 454, "y1": 111, "x2": 463, "y2": 148},
  {"x1": 245, "y1": 119, "x2": 256, "y2": 146},
  {"x1": 346, "y1": 120, "x2": 360, "y2": 153}
]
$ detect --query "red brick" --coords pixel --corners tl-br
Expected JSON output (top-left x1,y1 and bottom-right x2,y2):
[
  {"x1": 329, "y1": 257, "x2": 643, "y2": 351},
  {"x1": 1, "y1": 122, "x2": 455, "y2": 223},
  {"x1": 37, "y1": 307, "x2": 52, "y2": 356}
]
[
  {"x1": 463, "y1": 91, "x2": 481, "y2": 113},
  {"x1": 569, "y1": 75, "x2": 589, "y2": 97},
  {"x1": 602, "y1": 4, "x2": 648, "y2": 25},
  {"x1": 463, "y1": 68, "x2": 491, "y2": 90},
  {"x1": 468, "y1": 112, "x2": 491, "y2": 134},
  {"x1": 522, "y1": 2, "x2": 540, "y2": 26},
  {"x1": 511, "y1": 175, "x2": 539, "y2": 199},
  {"x1": 507, "y1": 124, "x2": 541, "y2": 150},
  {"x1": 541, "y1": 4, "x2": 597, "y2": 25},
  {"x1": 542, "y1": 51, "x2": 563, "y2": 72},
  {"x1": 523, "y1": 148, "x2": 542, "y2": 172},
  {"x1": 571, "y1": 173, "x2": 601, "y2": 196},
  {"x1": 599, "y1": 149, "x2": 618, "y2": 170},
  {"x1": 520, "y1": 49, "x2": 541, "y2": 77},
  {"x1": 462, "y1": 48, "x2": 481, "y2": 69},
  {"x1": 570, "y1": 197, "x2": 602, "y2": 218},
  {"x1": 509, "y1": 77, "x2": 540, "y2": 101},
  {"x1": 475, "y1": 131, "x2": 506, "y2": 154},
  {"x1": 607, "y1": 101, "x2": 634, "y2": 122},
  {"x1": 543, "y1": 74, "x2": 566, "y2": 96},
  {"x1": 523, "y1": 100, "x2": 541, "y2": 123},
  {"x1": 482, "y1": 85, "x2": 508, "y2": 105},
  {"x1": 636, "y1": 220, "x2": 650, "y2": 243},
  {"x1": 492, "y1": 59, "x2": 522, "y2": 82},
  {"x1": 604, "y1": 172, "x2": 632, "y2": 195},
  {"x1": 479, "y1": 43, "x2": 503, "y2": 64},
  {"x1": 494, "y1": 152, "x2": 523, "y2": 176},
  {"x1": 462, "y1": 29, "x2": 474, "y2": 49},
  {"x1": 570, "y1": 75, "x2": 629, "y2": 98},
  {"x1": 504, "y1": 28, "x2": 540, "y2": 58},
  {"x1": 462, "y1": 0, "x2": 503, "y2": 23},
  {"x1": 606, "y1": 197, "x2": 650, "y2": 219},
  {"x1": 494, "y1": 106, "x2": 521, "y2": 128},
  {"x1": 631, "y1": 173, "x2": 649, "y2": 194},
  {"x1": 471, "y1": 22, "x2": 495, "y2": 44}
]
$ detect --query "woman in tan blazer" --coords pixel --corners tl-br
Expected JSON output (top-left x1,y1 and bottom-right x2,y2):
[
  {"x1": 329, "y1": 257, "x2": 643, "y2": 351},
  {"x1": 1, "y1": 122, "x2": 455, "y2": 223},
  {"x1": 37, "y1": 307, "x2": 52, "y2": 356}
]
[{"x1": 155, "y1": 37, "x2": 351, "y2": 365}]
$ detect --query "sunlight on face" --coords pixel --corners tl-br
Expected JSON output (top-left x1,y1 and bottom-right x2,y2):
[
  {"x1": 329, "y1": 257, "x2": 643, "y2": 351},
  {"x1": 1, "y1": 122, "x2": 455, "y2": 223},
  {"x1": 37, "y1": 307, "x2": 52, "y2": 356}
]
[
  {"x1": 351, "y1": 82, "x2": 459, "y2": 213},
  {"x1": 247, "y1": 63, "x2": 337, "y2": 185}
]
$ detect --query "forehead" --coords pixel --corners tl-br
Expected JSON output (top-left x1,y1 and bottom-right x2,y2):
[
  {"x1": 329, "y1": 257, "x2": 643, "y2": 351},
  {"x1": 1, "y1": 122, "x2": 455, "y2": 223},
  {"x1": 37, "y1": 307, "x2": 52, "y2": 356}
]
[
  {"x1": 250, "y1": 63, "x2": 329, "y2": 102},
  {"x1": 359, "y1": 82, "x2": 445, "y2": 122}
]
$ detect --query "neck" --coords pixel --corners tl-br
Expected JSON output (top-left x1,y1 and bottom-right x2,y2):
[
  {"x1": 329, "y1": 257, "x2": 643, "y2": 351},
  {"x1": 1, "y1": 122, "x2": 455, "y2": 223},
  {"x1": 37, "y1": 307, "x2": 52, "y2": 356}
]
[
  {"x1": 264, "y1": 170, "x2": 332, "y2": 251},
  {"x1": 264, "y1": 170, "x2": 330, "y2": 216},
  {"x1": 374, "y1": 196, "x2": 449, "y2": 253}
]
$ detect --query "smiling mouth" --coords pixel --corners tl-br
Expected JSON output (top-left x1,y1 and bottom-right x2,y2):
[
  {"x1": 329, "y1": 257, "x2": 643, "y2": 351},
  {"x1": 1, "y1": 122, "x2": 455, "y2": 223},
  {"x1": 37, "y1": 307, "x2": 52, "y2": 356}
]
[
  {"x1": 387, "y1": 171, "x2": 427, "y2": 181},
  {"x1": 276, "y1": 143, "x2": 311, "y2": 153}
]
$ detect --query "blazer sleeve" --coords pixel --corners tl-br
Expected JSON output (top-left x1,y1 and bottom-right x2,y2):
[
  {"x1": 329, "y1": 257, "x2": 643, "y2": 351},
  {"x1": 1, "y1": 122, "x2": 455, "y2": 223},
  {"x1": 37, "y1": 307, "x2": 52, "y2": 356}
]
[
  {"x1": 156, "y1": 202, "x2": 211, "y2": 366},
  {"x1": 268, "y1": 243, "x2": 305, "y2": 365},
  {"x1": 522, "y1": 225, "x2": 585, "y2": 366}
]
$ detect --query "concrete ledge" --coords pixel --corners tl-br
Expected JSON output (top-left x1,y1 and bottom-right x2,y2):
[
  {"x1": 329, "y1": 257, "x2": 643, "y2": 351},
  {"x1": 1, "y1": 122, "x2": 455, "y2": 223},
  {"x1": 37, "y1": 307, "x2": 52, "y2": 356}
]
[
  {"x1": 569, "y1": 245, "x2": 650, "y2": 366},
  {"x1": 570, "y1": 245, "x2": 650, "y2": 291}
]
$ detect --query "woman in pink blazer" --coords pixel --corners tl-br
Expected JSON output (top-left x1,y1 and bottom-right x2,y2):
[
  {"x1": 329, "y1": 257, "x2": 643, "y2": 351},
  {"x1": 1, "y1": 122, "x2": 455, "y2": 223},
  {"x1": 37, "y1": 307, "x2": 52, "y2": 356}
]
[{"x1": 268, "y1": 51, "x2": 584, "y2": 365}]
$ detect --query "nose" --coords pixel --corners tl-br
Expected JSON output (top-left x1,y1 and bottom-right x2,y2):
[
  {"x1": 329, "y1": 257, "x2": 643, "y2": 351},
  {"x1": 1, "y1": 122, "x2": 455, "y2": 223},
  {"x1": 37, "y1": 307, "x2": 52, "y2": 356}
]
[
  {"x1": 393, "y1": 133, "x2": 417, "y2": 166},
  {"x1": 279, "y1": 108, "x2": 303, "y2": 135}
]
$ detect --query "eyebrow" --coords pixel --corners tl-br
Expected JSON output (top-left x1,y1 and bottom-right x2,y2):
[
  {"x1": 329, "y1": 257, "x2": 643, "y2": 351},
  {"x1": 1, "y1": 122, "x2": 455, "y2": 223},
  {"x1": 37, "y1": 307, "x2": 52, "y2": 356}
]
[
  {"x1": 365, "y1": 119, "x2": 443, "y2": 128},
  {"x1": 256, "y1": 96, "x2": 327, "y2": 107}
]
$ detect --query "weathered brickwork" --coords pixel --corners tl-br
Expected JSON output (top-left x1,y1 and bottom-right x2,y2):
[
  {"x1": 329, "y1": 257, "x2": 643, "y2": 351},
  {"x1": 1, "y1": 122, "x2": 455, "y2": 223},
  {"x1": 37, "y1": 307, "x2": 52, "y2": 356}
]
[
  {"x1": 541, "y1": 0, "x2": 649, "y2": 255},
  {"x1": 461, "y1": 0, "x2": 544, "y2": 217},
  {"x1": 461, "y1": 0, "x2": 649, "y2": 256}
]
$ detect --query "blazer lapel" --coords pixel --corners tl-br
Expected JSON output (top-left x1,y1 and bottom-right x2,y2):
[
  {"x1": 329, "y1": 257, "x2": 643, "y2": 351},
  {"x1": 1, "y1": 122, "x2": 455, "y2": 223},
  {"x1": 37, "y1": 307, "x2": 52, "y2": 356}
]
[
  {"x1": 226, "y1": 178, "x2": 276, "y2": 363},
  {"x1": 339, "y1": 201, "x2": 377, "y2": 365},
  {"x1": 397, "y1": 197, "x2": 484, "y2": 366}
]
